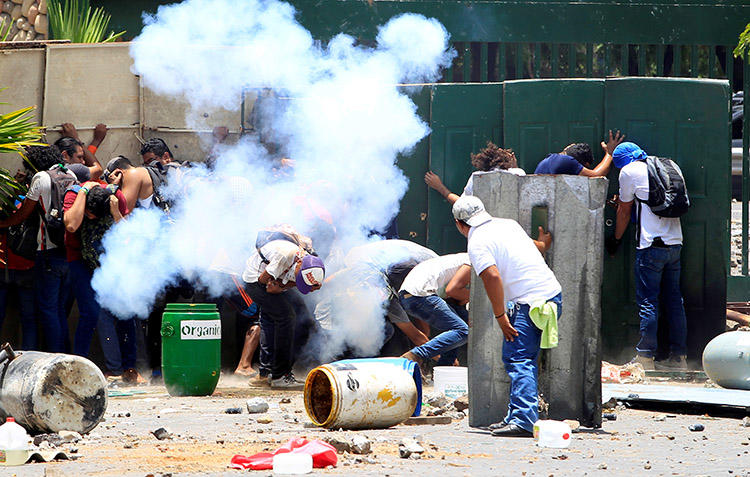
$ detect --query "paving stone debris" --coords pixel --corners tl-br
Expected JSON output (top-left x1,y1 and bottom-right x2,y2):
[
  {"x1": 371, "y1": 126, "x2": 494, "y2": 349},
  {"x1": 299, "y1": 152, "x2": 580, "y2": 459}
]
[
  {"x1": 151, "y1": 427, "x2": 172, "y2": 440},
  {"x1": 351, "y1": 435, "x2": 372, "y2": 455},
  {"x1": 246, "y1": 397, "x2": 270, "y2": 414},
  {"x1": 224, "y1": 407, "x2": 242, "y2": 414},
  {"x1": 324, "y1": 436, "x2": 351, "y2": 454},
  {"x1": 688, "y1": 424, "x2": 705, "y2": 432},
  {"x1": 399, "y1": 438, "x2": 425, "y2": 459},
  {"x1": 453, "y1": 395, "x2": 469, "y2": 412}
]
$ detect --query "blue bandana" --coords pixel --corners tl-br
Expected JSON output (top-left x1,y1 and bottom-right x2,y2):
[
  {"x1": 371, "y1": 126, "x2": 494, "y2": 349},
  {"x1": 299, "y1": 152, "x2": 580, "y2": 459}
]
[{"x1": 613, "y1": 142, "x2": 647, "y2": 169}]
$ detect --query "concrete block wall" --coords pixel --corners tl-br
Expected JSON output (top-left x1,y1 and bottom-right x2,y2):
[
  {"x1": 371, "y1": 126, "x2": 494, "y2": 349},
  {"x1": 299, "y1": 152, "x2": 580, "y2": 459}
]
[{"x1": 468, "y1": 172, "x2": 608, "y2": 428}]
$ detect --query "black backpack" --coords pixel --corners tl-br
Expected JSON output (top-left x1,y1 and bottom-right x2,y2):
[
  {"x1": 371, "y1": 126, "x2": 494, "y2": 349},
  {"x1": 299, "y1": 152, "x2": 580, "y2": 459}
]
[
  {"x1": 41, "y1": 166, "x2": 77, "y2": 248},
  {"x1": 639, "y1": 156, "x2": 690, "y2": 218},
  {"x1": 144, "y1": 163, "x2": 171, "y2": 212},
  {"x1": 7, "y1": 211, "x2": 40, "y2": 261}
]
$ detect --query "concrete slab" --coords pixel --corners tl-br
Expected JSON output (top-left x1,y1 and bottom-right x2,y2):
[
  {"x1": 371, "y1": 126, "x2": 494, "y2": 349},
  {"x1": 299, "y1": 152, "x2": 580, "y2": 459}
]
[{"x1": 468, "y1": 172, "x2": 608, "y2": 428}]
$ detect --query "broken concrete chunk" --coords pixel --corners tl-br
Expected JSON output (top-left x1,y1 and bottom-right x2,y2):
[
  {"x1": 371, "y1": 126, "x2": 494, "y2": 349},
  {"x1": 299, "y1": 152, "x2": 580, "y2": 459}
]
[
  {"x1": 398, "y1": 438, "x2": 425, "y2": 458},
  {"x1": 58, "y1": 431, "x2": 81, "y2": 443},
  {"x1": 741, "y1": 416, "x2": 750, "y2": 427},
  {"x1": 351, "y1": 435, "x2": 371, "y2": 455},
  {"x1": 246, "y1": 397, "x2": 269, "y2": 414},
  {"x1": 152, "y1": 428, "x2": 172, "y2": 440},
  {"x1": 323, "y1": 436, "x2": 351, "y2": 454},
  {"x1": 453, "y1": 394, "x2": 469, "y2": 412},
  {"x1": 224, "y1": 407, "x2": 242, "y2": 414},
  {"x1": 424, "y1": 392, "x2": 450, "y2": 409}
]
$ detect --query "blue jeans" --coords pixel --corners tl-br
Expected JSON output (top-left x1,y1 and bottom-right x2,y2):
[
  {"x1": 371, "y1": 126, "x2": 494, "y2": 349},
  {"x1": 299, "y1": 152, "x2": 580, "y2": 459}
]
[
  {"x1": 0, "y1": 268, "x2": 36, "y2": 349},
  {"x1": 399, "y1": 292, "x2": 468, "y2": 366},
  {"x1": 634, "y1": 245, "x2": 687, "y2": 357},
  {"x1": 34, "y1": 249, "x2": 70, "y2": 353},
  {"x1": 69, "y1": 260, "x2": 101, "y2": 357},
  {"x1": 97, "y1": 309, "x2": 137, "y2": 373},
  {"x1": 502, "y1": 292, "x2": 562, "y2": 432}
]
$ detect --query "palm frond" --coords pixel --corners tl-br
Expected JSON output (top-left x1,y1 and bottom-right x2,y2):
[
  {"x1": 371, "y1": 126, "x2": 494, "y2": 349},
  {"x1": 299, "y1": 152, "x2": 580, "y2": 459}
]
[{"x1": 48, "y1": 0, "x2": 125, "y2": 44}]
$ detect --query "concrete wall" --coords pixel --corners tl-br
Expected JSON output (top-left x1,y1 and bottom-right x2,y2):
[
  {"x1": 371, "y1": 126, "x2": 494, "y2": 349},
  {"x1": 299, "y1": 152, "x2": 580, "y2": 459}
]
[
  {"x1": 0, "y1": 42, "x2": 246, "y2": 174},
  {"x1": 468, "y1": 172, "x2": 607, "y2": 428}
]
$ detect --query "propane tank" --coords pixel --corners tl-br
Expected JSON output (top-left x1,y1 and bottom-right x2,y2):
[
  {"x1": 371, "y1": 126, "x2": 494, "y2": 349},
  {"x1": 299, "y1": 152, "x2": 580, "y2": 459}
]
[
  {"x1": 702, "y1": 331, "x2": 750, "y2": 390},
  {"x1": 0, "y1": 344, "x2": 108, "y2": 434}
]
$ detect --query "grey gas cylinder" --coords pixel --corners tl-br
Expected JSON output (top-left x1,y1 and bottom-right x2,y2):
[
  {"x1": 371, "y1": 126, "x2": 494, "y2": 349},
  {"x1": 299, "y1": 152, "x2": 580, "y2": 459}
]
[{"x1": 702, "y1": 331, "x2": 750, "y2": 390}]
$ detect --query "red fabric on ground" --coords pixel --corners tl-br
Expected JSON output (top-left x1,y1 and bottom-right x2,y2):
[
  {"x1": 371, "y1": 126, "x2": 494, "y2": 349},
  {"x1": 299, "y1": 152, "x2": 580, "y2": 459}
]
[{"x1": 230, "y1": 437, "x2": 337, "y2": 470}]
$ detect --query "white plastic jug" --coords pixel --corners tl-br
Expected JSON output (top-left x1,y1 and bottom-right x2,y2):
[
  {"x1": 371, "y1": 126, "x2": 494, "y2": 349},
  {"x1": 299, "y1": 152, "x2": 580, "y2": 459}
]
[
  {"x1": 272, "y1": 452, "x2": 312, "y2": 474},
  {"x1": 0, "y1": 417, "x2": 30, "y2": 466},
  {"x1": 433, "y1": 366, "x2": 468, "y2": 398},
  {"x1": 533, "y1": 420, "x2": 572, "y2": 448}
]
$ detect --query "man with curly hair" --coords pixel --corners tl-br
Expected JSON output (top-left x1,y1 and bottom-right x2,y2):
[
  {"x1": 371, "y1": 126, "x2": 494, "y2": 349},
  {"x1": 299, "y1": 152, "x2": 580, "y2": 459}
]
[{"x1": 425, "y1": 142, "x2": 525, "y2": 205}]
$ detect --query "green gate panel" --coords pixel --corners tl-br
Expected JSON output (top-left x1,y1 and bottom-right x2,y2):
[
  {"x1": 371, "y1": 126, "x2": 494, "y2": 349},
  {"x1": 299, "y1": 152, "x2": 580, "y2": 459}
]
[
  {"x1": 396, "y1": 87, "x2": 431, "y2": 246},
  {"x1": 604, "y1": 77, "x2": 730, "y2": 362},
  {"x1": 503, "y1": 79, "x2": 605, "y2": 173},
  {"x1": 427, "y1": 83, "x2": 502, "y2": 254}
]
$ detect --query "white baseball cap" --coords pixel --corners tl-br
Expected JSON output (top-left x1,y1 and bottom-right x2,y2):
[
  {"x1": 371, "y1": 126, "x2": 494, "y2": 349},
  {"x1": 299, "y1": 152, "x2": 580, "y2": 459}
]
[{"x1": 452, "y1": 195, "x2": 493, "y2": 227}]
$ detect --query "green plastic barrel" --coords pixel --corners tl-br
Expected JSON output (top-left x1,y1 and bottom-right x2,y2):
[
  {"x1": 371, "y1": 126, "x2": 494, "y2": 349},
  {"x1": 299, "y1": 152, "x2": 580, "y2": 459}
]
[{"x1": 160, "y1": 303, "x2": 221, "y2": 396}]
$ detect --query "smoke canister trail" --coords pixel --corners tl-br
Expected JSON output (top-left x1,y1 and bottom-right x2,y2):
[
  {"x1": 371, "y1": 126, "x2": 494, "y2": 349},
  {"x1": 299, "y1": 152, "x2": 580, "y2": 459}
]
[{"x1": 92, "y1": 0, "x2": 453, "y2": 359}]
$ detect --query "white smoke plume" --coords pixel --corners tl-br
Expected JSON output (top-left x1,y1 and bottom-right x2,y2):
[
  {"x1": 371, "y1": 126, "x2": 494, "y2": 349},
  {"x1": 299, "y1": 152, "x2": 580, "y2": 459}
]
[{"x1": 91, "y1": 0, "x2": 453, "y2": 360}]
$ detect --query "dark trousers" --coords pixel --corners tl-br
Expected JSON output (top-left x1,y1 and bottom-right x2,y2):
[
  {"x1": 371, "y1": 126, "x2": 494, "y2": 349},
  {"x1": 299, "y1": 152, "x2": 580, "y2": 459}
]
[
  {"x1": 0, "y1": 268, "x2": 36, "y2": 349},
  {"x1": 34, "y1": 249, "x2": 70, "y2": 353},
  {"x1": 245, "y1": 282, "x2": 308, "y2": 379},
  {"x1": 98, "y1": 309, "x2": 137, "y2": 373},
  {"x1": 69, "y1": 260, "x2": 101, "y2": 357}
]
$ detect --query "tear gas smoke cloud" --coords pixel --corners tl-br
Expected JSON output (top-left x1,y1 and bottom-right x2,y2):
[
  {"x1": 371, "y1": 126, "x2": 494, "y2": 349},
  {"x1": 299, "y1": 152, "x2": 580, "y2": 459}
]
[{"x1": 91, "y1": 0, "x2": 454, "y2": 360}]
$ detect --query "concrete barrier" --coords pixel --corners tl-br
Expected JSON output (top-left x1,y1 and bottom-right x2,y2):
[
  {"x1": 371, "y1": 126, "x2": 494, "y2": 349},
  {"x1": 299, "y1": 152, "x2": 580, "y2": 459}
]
[{"x1": 468, "y1": 172, "x2": 607, "y2": 428}]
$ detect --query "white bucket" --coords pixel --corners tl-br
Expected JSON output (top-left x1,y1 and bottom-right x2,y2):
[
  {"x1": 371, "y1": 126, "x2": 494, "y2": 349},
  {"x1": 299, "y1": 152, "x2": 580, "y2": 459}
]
[{"x1": 433, "y1": 366, "x2": 468, "y2": 398}]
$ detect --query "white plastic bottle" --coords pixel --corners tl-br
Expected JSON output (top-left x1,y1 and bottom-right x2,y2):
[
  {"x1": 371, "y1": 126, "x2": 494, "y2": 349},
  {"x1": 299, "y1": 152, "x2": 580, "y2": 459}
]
[
  {"x1": 0, "y1": 417, "x2": 30, "y2": 466},
  {"x1": 272, "y1": 453, "x2": 312, "y2": 474},
  {"x1": 533, "y1": 420, "x2": 572, "y2": 448}
]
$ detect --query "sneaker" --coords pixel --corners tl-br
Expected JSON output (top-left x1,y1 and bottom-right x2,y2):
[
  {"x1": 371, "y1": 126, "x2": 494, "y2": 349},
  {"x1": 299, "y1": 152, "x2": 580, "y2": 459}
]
[
  {"x1": 655, "y1": 355, "x2": 688, "y2": 371},
  {"x1": 628, "y1": 354, "x2": 655, "y2": 371},
  {"x1": 270, "y1": 373, "x2": 304, "y2": 389}
]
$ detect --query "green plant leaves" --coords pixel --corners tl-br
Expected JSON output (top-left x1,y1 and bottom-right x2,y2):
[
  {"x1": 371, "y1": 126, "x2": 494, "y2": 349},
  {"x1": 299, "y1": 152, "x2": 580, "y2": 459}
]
[{"x1": 48, "y1": 0, "x2": 125, "y2": 44}]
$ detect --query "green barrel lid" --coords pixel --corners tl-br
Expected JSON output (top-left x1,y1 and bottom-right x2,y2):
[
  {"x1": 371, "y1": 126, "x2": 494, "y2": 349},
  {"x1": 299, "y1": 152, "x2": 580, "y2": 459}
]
[{"x1": 164, "y1": 303, "x2": 218, "y2": 312}]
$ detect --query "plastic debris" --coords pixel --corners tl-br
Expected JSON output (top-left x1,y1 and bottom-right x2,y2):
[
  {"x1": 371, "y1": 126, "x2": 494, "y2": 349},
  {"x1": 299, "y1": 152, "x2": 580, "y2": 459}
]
[
  {"x1": 230, "y1": 437, "x2": 337, "y2": 470},
  {"x1": 601, "y1": 361, "x2": 645, "y2": 384}
]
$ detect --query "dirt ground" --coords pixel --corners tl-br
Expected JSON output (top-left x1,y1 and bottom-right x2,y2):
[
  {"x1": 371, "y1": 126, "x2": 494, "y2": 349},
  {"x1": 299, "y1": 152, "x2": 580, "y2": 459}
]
[{"x1": 5, "y1": 374, "x2": 750, "y2": 477}]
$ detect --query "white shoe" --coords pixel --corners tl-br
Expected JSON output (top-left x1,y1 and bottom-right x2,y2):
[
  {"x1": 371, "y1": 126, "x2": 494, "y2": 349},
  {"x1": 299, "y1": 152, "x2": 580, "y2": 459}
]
[{"x1": 270, "y1": 373, "x2": 304, "y2": 389}]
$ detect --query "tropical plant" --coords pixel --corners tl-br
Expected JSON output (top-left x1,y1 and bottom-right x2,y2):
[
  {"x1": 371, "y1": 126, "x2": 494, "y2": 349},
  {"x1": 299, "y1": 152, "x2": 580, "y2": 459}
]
[
  {"x1": 48, "y1": 0, "x2": 126, "y2": 43},
  {"x1": 734, "y1": 23, "x2": 750, "y2": 58},
  {"x1": 0, "y1": 88, "x2": 44, "y2": 219}
]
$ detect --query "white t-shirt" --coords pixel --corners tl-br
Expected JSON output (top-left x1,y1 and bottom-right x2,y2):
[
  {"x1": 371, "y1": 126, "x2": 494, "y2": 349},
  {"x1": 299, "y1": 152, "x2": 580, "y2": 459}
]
[
  {"x1": 468, "y1": 218, "x2": 561, "y2": 305},
  {"x1": 400, "y1": 253, "x2": 470, "y2": 297},
  {"x1": 618, "y1": 161, "x2": 683, "y2": 249},
  {"x1": 462, "y1": 168, "x2": 526, "y2": 196},
  {"x1": 242, "y1": 240, "x2": 300, "y2": 284},
  {"x1": 26, "y1": 167, "x2": 77, "y2": 251}
]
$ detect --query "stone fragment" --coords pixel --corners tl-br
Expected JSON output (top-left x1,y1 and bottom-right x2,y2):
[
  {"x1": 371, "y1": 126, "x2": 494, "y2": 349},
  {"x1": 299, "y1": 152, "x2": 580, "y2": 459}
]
[
  {"x1": 34, "y1": 13, "x2": 46, "y2": 35},
  {"x1": 351, "y1": 435, "x2": 371, "y2": 455},
  {"x1": 38, "y1": 0, "x2": 45, "y2": 14},
  {"x1": 27, "y1": 4, "x2": 36, "y2": 24},
  {"x1": 398, "y1": 438, "x2": 424, "y2": 458},
  {"x1": 688, "y1": 424, "x2": 704, "y2": 432},
  {"x1": 256, "y1": 418, "x2": 272, "y2": 424},
  {"x1": 653, "y1": 414, "x2": 666, "y2": 422},
  {"x1": 151, "y1": 428, "x2": 172, "y2": 440},
  {"x1": 224, "y1": 407, "x2": 242, "y2": 414},
  {"x1": 425, "y1": 392, "x2": 450, "y2": 409},
  {"x1": 597, "y1": 463, "x2": 607, "y2": 470},
  {"x1": 453, "y1": 394, "x2": 469, "y2": 412},
  {"x1": 279, "y1": 397, "x2": 291, "y2": 404},
  {"x1": 2, "y1": 2, "x2": 11, "y2": 13},
  {"x1": 741, "y1": 416, "x2": 750, "y2": 427},
  {"x1": 58, "y1": 431, "x2": 81, "y2": 443},
  {"x1": 20, "y1": 0, "x2": 32, "y2": 16},
  {"x1": 602, "y1": 413, "x2": 617, "y2": 421},
  {"x1": 33, "y1": 433, "x2": 64, "y2": 447},
  {"x1": 246, "y1": 397, "x2": 269, "y2": 414},
  {"x1": 323, "y1": 436, "x2": 350, "y2": 454},
  {"x1": 602, "y1": 397, "x2": 618, "y2": 410}
]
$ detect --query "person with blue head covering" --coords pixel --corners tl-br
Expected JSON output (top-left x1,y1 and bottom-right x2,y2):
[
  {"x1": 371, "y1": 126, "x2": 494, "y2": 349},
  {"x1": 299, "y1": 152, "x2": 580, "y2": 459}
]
[{"x1": 606, "y1": 141, "x2": 687, "y2": 371}]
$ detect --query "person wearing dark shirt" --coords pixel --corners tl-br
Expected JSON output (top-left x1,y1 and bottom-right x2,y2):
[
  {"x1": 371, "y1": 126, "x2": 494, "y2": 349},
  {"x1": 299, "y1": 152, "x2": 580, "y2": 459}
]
[{"x1": 534, "y1": 130, "x2": 624, "y2": 177}]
